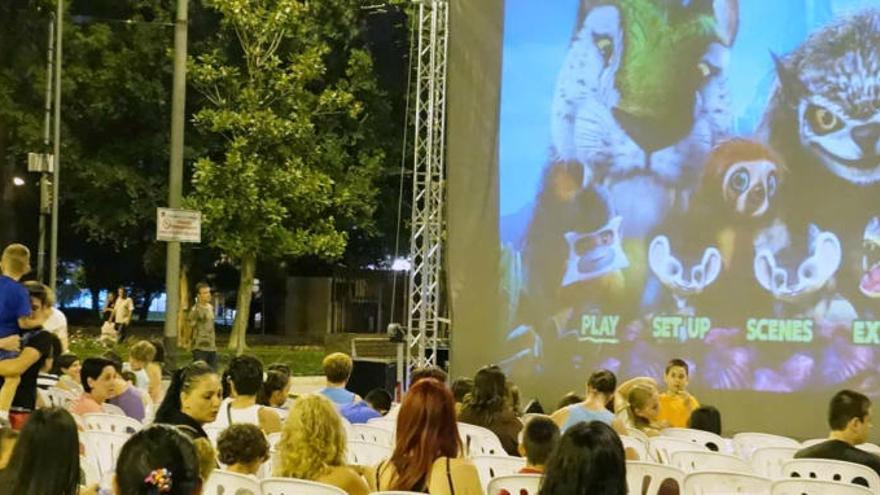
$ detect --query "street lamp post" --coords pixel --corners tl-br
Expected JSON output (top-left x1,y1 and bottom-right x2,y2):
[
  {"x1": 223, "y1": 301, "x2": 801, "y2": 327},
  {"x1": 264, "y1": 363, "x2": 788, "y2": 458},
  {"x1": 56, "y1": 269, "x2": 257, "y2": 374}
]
[{"x1": 49, "y1": 0, "x2": 63, "y2": 291}]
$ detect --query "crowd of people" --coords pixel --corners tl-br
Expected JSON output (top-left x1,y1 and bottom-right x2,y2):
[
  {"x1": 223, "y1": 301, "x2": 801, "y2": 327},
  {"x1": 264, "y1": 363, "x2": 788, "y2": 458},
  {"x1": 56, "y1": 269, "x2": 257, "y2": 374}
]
[{"x1": 3, "y1": 242, "x2": 880, "y2": 494}]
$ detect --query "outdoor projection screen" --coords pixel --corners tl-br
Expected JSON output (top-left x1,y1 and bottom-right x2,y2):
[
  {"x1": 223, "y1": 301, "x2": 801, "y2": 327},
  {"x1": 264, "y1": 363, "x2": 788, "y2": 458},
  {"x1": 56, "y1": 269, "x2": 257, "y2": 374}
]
[{"x1": 447, "y1": 0, "x2": 880, "y2": 437}]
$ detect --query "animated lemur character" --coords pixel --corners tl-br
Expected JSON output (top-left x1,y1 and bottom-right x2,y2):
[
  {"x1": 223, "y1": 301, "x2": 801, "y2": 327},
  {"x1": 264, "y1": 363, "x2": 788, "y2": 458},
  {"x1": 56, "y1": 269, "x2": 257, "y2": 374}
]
[
  {"x1": 753, "y1": 223, "x2": 857, "y2": 324},
  {"x1": 759, "y1": 9, "x2": 880, "y2": 312},
  {"x1": 643, "y1": 139, "x2": 786, "y2": 318}
]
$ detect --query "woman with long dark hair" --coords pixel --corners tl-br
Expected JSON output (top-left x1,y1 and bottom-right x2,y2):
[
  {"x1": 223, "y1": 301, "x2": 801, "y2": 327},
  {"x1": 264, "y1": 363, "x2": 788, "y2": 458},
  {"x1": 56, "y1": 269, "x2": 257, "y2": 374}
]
[
  {"x1": 0, "y1": 407, "x2": 91, "y2": 495},
  {"x1": 154, "y1": 361, "x2": 221, "y2": 440},
  {"x1": 371, "y1": 379, "x2": 482, "y2": 494},
  {"x1": 458, "y1": 365, "x2": 522, "y2": 455},
  {"x1": 114, "y1": 424, "x2": 203, "y2": 495},
  {"x1": 539, "y1": 421, "x2": 627, "y2": 495}
]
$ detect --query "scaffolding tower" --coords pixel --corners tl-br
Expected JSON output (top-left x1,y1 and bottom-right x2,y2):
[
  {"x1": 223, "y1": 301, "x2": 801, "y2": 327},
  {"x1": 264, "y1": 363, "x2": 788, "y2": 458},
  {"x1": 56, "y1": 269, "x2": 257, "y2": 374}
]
[{"x1": 406, "y1": 0, "x2": 449, "y2": 383}]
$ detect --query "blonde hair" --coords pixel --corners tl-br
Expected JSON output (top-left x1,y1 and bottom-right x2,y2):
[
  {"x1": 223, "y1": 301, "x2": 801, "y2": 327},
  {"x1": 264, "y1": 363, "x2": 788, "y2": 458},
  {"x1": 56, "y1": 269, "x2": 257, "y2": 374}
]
[
  {"x1": 628, "y1": 385, "x2": 657, "y2": 429},
  {"x1": 130, "y1": 341, "x2": 157, "y2": 362},
  {"x1": 274, "y1": 394, "x2": 347, "y2": 480},
  {"x1": 321, "y1": 352, "x2": 353, "y2": 384},
  {"x1": 1, "y1": 244, "x2": 30, "y2": 277}
]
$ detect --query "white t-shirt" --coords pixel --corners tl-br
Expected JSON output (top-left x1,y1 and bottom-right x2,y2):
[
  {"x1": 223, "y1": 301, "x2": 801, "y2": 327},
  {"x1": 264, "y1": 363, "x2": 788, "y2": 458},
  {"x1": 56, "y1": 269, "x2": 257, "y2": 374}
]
[
  {"x1": 113, "y1": 297, "x2": 134, "y2": 324},
  {"x1": 43, "y1": 307, "x2": 68, "y2": 347}
]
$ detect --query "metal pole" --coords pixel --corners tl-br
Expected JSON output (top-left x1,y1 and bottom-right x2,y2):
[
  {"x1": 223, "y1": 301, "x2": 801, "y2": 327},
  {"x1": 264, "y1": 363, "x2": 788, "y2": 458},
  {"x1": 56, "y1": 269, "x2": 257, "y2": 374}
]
[
  {"x1": 37, "y1": 16, "x2": 55, "y2": 283},
  {"x1": 163, "y1": 0, "x2": 188, "y2": 369},
  {"x1": 49, "y1": 0, "x2": 62, "y2": 291}
]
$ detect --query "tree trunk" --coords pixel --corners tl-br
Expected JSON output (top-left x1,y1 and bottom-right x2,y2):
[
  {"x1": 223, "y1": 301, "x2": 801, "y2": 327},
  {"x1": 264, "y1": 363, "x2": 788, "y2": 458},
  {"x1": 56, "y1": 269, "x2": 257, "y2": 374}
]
[
  {"x1": 177, "y1": 266, "x2": 191, "y2": 349},
  {"x1": 229, "y1": 254, "x2": 256, "y2": 355}
]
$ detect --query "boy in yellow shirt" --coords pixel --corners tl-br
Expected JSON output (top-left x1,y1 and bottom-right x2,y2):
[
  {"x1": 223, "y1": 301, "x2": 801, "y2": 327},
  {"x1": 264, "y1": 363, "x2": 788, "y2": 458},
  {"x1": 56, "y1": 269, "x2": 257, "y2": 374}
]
[{"x1": 657, "y1": 358, "x2": 699, "y2": 428}]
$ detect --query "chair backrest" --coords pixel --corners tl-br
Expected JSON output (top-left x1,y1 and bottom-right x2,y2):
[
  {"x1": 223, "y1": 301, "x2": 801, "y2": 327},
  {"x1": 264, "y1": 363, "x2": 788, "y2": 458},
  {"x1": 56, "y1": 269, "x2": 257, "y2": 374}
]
[
  {"x1": 373, "y1": 492, "x2": 429, "y2": 495},
  {"x1": 662, "y1": 428, "x2": 729, "y2": 454},
  {"x1": 204, "y1": 425, "x2": 224, "y2": 446},
  {"x1": 458, "y1": 422, "x2": 507, "y2": 457},
  {"x1": 649, "y1": 436, "x2": 707, "y2": 464},
  {"x1": 801, "y1": 438, "x2": 828, "y2": 449},
  {"x1": 670, "y1": 450, "x2": 753, "y2": 473},
  {"x1": 683, "y1": 470, "x2": 772, "y2": 494},
  {"x1": 471, "y1": 455, "x2": 527, "y2": 490},
  {"x1": 856, "y1": 443, "x2": 880, "y2": 456},
  {"x1": 750, "y1": 447, "x2": 798, "y2": 478},
  {"x1": 733, "y1": 433, "x2": 800, "y2": 458},
  {"x1": 80, "y1": 455, "x2": 101, "y2": 486},
  {"x1": 366, "y1": 417, "x2": 396, "y2": 430},
  {"x1": 267, "y1": 432, "x2": 282, "y2": 451},
  {"x1": 626, "y1": 461, "x2": 685, "y2": 495},
  {"x1": 45, "y1": 387, "x2": 76, "y2": 408},
  {"x1": 203, "y1": 470, "x2": 262, "y2": 495},
  {"x1": 350, "y1": 423, "x2": 394, "y2": 447},
  {"x1": 771, "y1": 478, "x2": 874, "y2": 495},
  {"x1": 627, "y1": 427, "x2": 651, "y2": 443},
  {"x1": 783, "y1": 458, "x2": 880, "y2": 490},
  {"x1": 347, "y1": 440, "x2": 392, "y2": 467},
  {"x1": 486, "y1": 474, "x2": 543, "y2": 495},
  {"x1": 82, "y1": 413, "x2": 142, "y2": 435},
  {"x1": 622, "y1": 435, "x2": 651, "y2": 462},
  {"x1": 261, "y1": 478, "x2": 347, "y2": 495},
  {"x1": 81, "y1": 430, "x2": 129, "y2": 476}
]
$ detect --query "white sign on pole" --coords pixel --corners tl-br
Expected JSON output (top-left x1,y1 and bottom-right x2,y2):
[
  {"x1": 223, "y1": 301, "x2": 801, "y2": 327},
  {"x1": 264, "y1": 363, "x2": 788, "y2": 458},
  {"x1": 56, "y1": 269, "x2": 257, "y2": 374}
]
[{"x1": 157, "y1": 208, "x2": 201, "y2": 243}]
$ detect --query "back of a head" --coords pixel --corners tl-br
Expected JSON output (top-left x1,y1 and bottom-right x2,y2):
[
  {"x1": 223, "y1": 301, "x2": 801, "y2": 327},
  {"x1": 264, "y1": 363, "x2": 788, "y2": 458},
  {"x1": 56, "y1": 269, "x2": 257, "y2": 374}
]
[
  {"x1": 322, "y1": 352, "x2": 353, "y2": 384},
  {"x1": 539, "y1": 421, "x2": 626, "y2": 495},
  {"x1": 130, "y1": 340, "x2": 158, "y2": 363},
  {"x1": 410, "y1": 366, "x2": 448, "y2": 385},
  {"x1": 81, "y1": 357, "x2": 114, "y2": 392},
  {"x1": 52, "y1": 353, "x2": 79, "y2": 376},
  {"x1": 227, "y1": 355, "x2": 264, "y2": 396},
  {"x1": 829, "y1": 389, "x2": 871, "y2": 431},
  {"x1": 689, "y1": 406, "x2": 722, "y2": 435},
  {"x1": 257, "y1": 370, "x2": 289, "y2": 406},
  {"x1": 1, "y1": 243, "x2": 30, "y2": 277},
  {"x1": 365, "y1": 388, "x2": 393, "y2": 413},
  {"x1": 466, "y1": 365, "x2": 507, "y2": 414},
  {"x1": 522, "y1": 416, "x2": 560, "y2": 466},
  {"x1": 217, "y1": 423, "x2": 269, "y2": 467},
  {"x1": 116, "y1": 425, "x2": 201, "y2": 495},
  {"x1": 0, "y1": 408, "x2": 80, "y2": 495},
  {"x1": 588, "y1": 369, "x2": 617, "y2": 397},
  {"x1": 556, "y1": 392, "x2": 584, "y2": 411},
  {"x1": 277, "y1": 393, "x2": 346, "y2": 480},
  {"x1": 451, "y1": 377, "x2": 474, "y2": 403}
]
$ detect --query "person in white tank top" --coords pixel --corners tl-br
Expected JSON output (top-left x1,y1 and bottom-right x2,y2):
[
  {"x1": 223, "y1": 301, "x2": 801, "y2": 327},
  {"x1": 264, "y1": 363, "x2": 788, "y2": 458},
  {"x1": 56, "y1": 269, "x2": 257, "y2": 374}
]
[{"x1": 207, "y1": 356, "x2": 281, "y2": 434}]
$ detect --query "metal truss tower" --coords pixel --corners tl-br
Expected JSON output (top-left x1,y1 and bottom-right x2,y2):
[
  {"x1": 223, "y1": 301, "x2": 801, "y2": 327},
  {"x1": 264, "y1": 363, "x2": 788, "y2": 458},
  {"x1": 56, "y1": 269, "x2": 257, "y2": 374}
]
[{"x1": 406, "y1": 0, "x2": 449, "y2": 383}]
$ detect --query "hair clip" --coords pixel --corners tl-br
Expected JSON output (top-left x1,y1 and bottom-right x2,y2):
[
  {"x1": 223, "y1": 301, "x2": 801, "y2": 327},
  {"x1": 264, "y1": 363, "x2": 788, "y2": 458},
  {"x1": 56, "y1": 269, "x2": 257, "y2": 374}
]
[{"x1": 144, "y1": 468, "x2": 173, "y2": 493}]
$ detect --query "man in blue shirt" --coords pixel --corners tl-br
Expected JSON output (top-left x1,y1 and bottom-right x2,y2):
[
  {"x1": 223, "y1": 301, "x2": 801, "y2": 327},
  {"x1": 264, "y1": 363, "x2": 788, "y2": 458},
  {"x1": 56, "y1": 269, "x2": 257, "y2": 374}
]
[
  {"x1": 341, "y1": 388, "x2": 392, "y2": 424},
  {"x1": 318, "y1": 352, "x2": 360, "y2": 407}
]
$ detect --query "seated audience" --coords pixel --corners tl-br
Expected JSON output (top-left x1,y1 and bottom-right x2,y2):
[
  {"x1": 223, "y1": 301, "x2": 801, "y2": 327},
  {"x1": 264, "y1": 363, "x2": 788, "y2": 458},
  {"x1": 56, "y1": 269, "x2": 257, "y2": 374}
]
[
  {"x1": 52, "y1": 353, "x2": 84, "y2": 396},
  {"x1": 274, "y1": 394, "x2": 369, "y2": 495},
  {"x1": 41, "y1": 286, "x2": 69, "y2": 352},
  {"x1": 551, "y1": 369, "x2": 626, "y2": 434},
  {"x1": 217, "y1": 423, "x2": 269, "y2": 477},
  {"x1": 68, "y1": 357, "x2": 124, "y2": 416},
  {"x1": 382, "y1": 366, "x2": 449, "y2": 422},
  {"x1": 371, "y1": 378, "x2": 482, "y2": 494},
  {"x1": 128, "y1": 340, "x2": 163, "y2": 404},
  {"x1": 689, "y1": 406, "x2": 722, "y2": 435},
  {"x1": 36, "y1": 333, "x2": 62, "y2": 390},
  {"x1": 105, "y1": 353, "x2": 149, "y2": 422},
  {"x1": 458, "y1": 365, "x2": 522, "y2": 456},
  {"x1": 267, "y1": 363, "x2": 293, "y2": 410},
  {"x1": 451, "y1": 377, "x2": 474, "y2": 414},
  {"x1": 620, "y1": 383, "x2": 665, "y2": 437},
  {"x1": 795, "y1": 390, "x2": 880, "y2": 480},
  {"x1": 155, "y1": 361, "x2": 222, "y2": 440},
  {"x1": 657, "y1": 358, "x2": 700, "y2": 428},
  {"x1": 340, "y1": 388, "x2": 392, "y2": 424},
  {"x1": 0, "y1": 407, "x2": 97, "y2": 495},
  {"x1": 208, "y1": 355, "x2": 281, "y2": 434},
  {"x1": 257, "y1": 369, "x2": 291, "y2": 410},
  {"x1": 538, "y1": 421, "x2": 627, "y2": 495},
  {"x1": 366, "y1": 388, "x2": 393, "y2": 416},
  {"x1": 114, "y1": 424, "x2": 203, "y2": 495},
  {"x1": 518, "y1": 415, "x2": 560, "y2": 474},
  {"x1": 613, "y1": 376, "x2": 656, "y2": 420},
  {"x1": 508, "y1": 381, "x2": 522, "y2": 417},
  {"x1": 0, "y1": 428, "x2": 18, "y2": 470},
  {"x1": 318, "y1": 352, "x2": 360, "y2": 407},
  {"x1": 556, "y1": 392, "x2": 585, "y2": 411}
]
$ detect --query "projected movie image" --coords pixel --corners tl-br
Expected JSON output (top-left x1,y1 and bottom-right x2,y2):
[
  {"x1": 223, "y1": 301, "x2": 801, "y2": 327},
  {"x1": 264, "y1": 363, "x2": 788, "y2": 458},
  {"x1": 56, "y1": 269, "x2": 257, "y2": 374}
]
[{"x1": 497, "y1": 0, "x2": 880, "y2": 393}]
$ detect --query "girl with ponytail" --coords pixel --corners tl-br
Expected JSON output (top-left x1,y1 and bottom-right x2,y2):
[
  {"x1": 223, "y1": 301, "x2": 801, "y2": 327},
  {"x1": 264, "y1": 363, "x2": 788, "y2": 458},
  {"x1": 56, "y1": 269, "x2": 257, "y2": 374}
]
[
  {"x1": 154, "y1": 361, "x2": 221, "y2": 440},
  {"x1": 114, "y1": 425, "x2": 203, "y2": 495}
]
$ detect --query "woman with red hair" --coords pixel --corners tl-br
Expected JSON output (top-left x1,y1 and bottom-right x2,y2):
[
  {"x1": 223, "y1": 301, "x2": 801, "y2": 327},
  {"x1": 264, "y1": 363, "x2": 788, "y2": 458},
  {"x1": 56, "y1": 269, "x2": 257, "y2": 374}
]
[{"x1": 369, "y1": 378, "x2": 482, "y2": 494}]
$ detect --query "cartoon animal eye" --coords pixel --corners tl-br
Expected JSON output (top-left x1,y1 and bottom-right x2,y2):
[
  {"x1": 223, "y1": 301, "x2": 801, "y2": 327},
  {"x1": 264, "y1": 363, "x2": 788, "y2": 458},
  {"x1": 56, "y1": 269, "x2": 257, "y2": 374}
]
[
  {"x1": 697, "y1": 61, "x2": 719, "y2": 81},
  {"x1": 593, "y1": 34, "x2": 614, "y2": 66},
  {"x1": 767, "y1": 172, "x2": 778, "y2": 197},
  {"x1": 728, "y1": 169, "x2": 750, "y2": 194},
  {"x1": 599, "y1": 231, "x2": 613, "y2": 246},
  {"x1": 806, "y1": 104, "x2": 844, "y2": 135}
]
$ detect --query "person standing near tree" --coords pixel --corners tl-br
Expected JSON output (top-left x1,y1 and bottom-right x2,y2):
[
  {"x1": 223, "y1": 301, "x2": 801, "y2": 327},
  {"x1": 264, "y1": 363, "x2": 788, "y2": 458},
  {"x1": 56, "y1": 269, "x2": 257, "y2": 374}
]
[
  {"x1": 188, "y1": 282, "x2": 217, "y2": 370},
  {"x1": 113, "y1": 287, "x2": 134, "y2": 343}
]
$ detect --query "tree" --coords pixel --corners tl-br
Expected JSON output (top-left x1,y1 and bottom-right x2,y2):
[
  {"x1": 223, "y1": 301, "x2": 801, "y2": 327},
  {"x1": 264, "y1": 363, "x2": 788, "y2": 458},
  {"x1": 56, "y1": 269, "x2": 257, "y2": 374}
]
[{"x1": 190, "y1": 0, "x2": 387, "y2": 353}]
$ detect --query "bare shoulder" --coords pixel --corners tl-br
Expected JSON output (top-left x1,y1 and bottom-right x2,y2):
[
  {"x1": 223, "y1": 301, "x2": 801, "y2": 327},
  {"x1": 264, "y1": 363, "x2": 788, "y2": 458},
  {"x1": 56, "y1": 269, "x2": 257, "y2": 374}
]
[{"x1": 322, "y1": 466, "x2": 369, "y2": 495}]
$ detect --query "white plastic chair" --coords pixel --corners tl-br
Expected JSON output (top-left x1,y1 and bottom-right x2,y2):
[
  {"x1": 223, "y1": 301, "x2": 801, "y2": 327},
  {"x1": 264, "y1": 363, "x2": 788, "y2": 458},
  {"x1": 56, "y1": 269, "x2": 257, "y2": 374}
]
[
  {"x1": 204, "y1": 425, "x2": 224, "y2": 446},
  {"x1": 458, "y1": 422, "x2": 507, "y2": 456},
  {"x1": 366, "y1": 417, "x2": 396, "y2": 430},
  {"x1": 783, "y1": 458, "x2": 880, "y2": 491},
  {"x1": 750, "y1": 447, "x2": 798, "y2": 478},
  {"x1": 203, "y1": 470, "x2": 262, "y2": 495},
  {"x1": 347, "y1": 440, "x2": 391, "y2": 466},
  {"x1": 261, "y1": 478, "x2": 346, "y2": 495},
  {"x1": 857, "y1": 443, "x2": 880, "y2": 455},
  {"x1": 471, "y1": 455, "x2": 526, "y2": 490},
  {"x1": 801, "y1": 438, "x2": 828, "y2": 449},
  {"x1": 662, "y1": 428, "x2": 729, "y2": 454},
  {"x1": 683, "y1": 470, "x2": 772, "y2": 494},
  {"x1": 82, "y1": 413, "x2": 142, "y2": 435},
  {"x1": 45, "y1": 387, "x2": 76, "y2": 408},
  {"x1": 649, "y1": 436, "x2": 707, "y2": 464},
  {"x1": 80, "y1": 455, "x2": 101, "y2": 486},
  {"x1": 622, "y1": 435, "x2": 651, "y2": 461},
  {"x1": 734, "y1": 432, "x2": 800, "y2": 459},
  {"x1": 374, "y1": 492, "x2": 427, "y2": 495},
  {"x1": 771, "y1": 478, "x2": 873, "y2": 495},
  {"x1": 627, "y1": 427, "x2": 651, "y2": 443},
  {"x1": 350, "y1": 423, "x2": 394, "y2": 446},
  {"x1": 626, "y1": 461, "x2": 684, "y2": 495},
  {"x1": 267, "y1": 432, "x2": 282, "y2": 451},
  {"x1": 486, "y1": 474, "x2": 542, "y2": 495},
  {"x1": 670, "y1": 450, "x2": 753, "y2": 473},
  {"x1": 81, "y1": 430, "x2": 129, "y2": 476}
]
